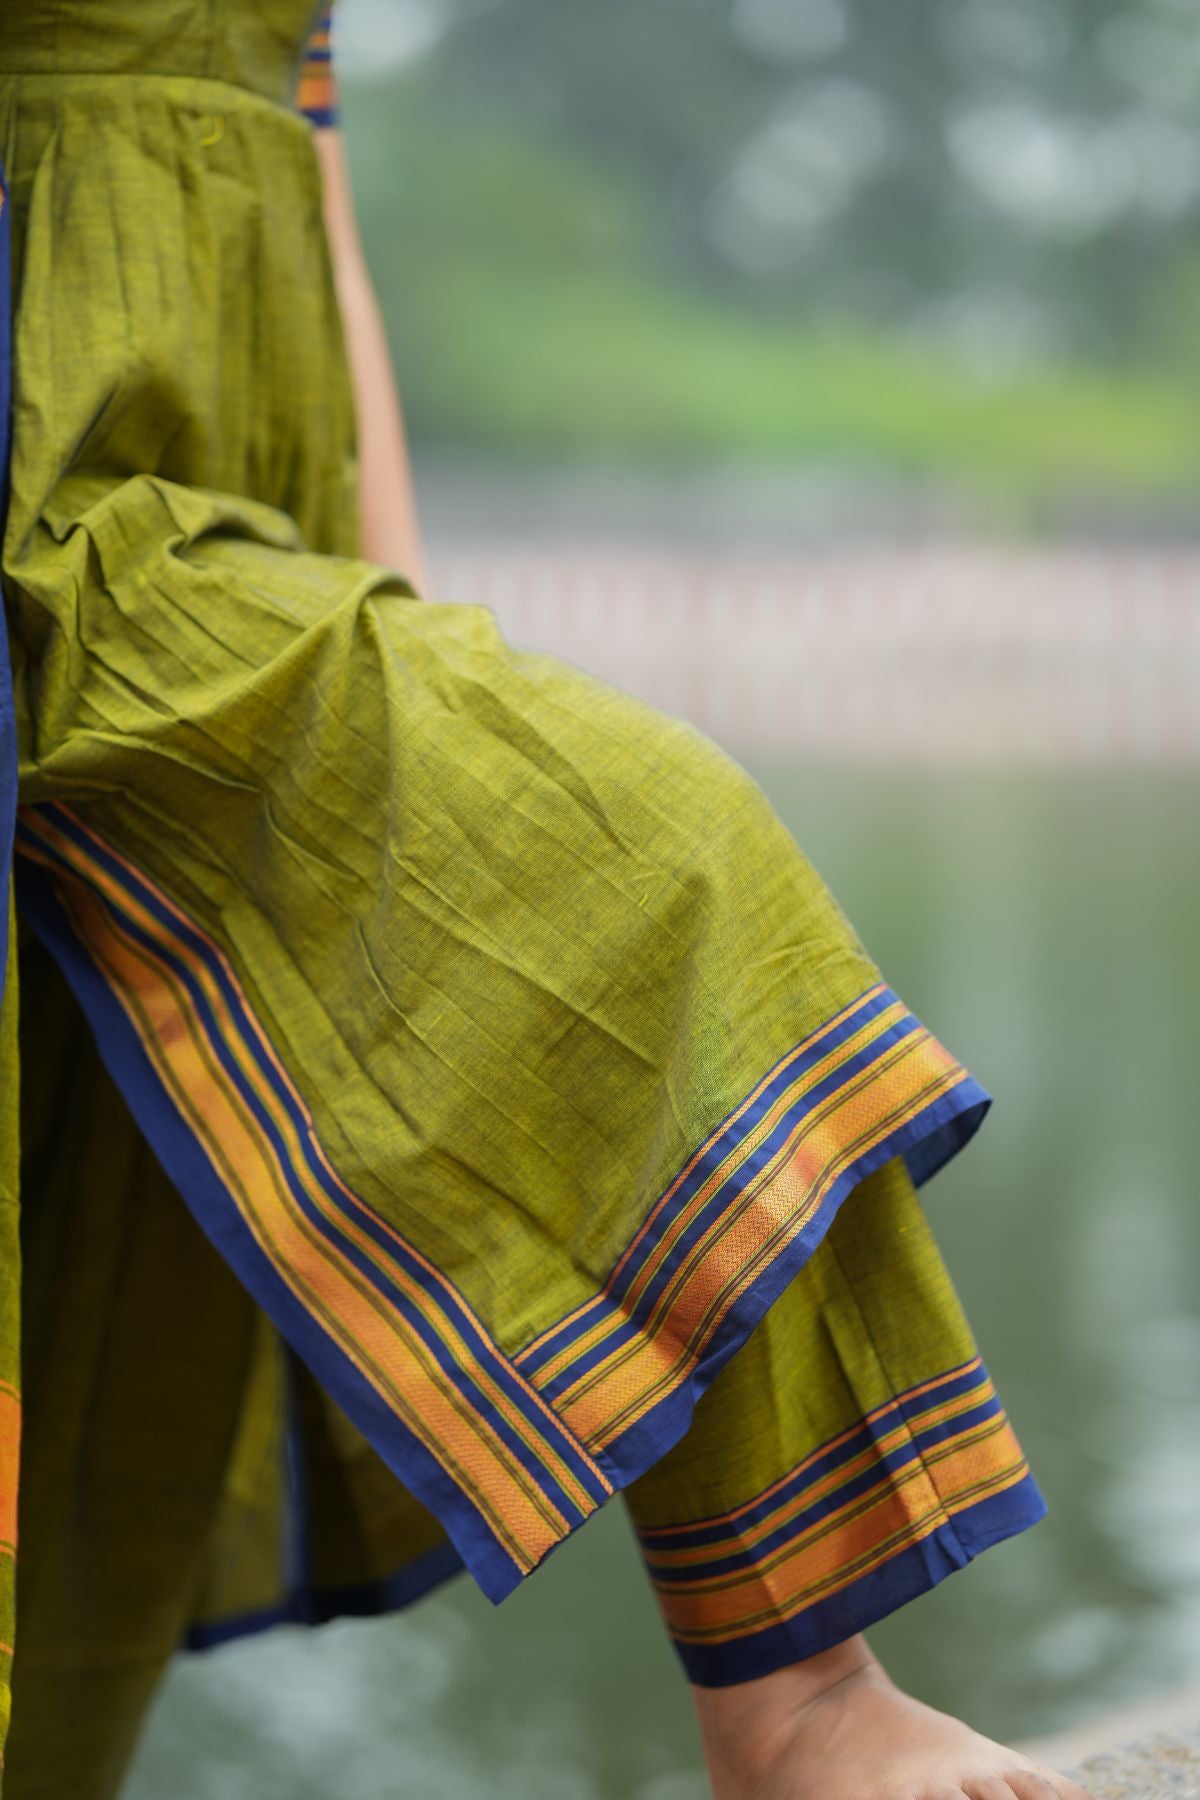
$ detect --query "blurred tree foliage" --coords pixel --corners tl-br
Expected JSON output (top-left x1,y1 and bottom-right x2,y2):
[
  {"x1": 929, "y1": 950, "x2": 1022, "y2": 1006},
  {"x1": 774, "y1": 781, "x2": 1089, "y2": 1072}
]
[{"x1": 338, "y1": 0, "x2": 1200, "y2": 512}]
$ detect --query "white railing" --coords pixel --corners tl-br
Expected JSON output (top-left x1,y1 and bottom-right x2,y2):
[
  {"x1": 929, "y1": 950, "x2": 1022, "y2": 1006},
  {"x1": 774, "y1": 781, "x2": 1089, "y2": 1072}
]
[{"x1": 430, "y1": 544, "x2": 1200, "y2": 762}]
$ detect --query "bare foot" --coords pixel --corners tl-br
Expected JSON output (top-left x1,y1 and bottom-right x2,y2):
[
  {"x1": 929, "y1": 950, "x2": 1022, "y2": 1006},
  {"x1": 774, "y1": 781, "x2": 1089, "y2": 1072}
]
[{"x1": 692, "y1": 1635, "x2": 1097, "y2": 1800}]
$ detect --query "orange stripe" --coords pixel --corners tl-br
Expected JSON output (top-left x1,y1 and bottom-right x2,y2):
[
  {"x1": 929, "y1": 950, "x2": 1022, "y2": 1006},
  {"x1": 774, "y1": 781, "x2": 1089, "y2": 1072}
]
[
  {"x1": 518, "y1": 984, "x2": 888, "y2": 1367},
  {"x1": 552, "y1": 1026, "x2": 951, "y2": 1419},
  {"x1": 294, "y1": 9, "x2": 338, "y2": 122},
  {"x1": 529, "y1": 995, "x2": 904, "y2": 1389},
  {"x1": 619, "y1": 1000, "x2": 910, "y2": 1319},
  {"x1": 295, "y1": 72, "x2": 337, "y2": 113},
  {"x1": 613, "y1": 987, "x2": 892, "y2": 1298},
  {"x1": 638, "y1": 1356, "x2": 984, "y2": 1542},
  {"x1": 717, "y1": 1410, "x2": 1020, "y2": 1609},
  {"x1": 24, "y1": 811, "x2": 604, "y2": 1516},
  {"x1": 646, "y1": 1377, "x2": 998, "y2": 1570},
  {"x1": 656, "y1": 1416, "x2": 1030, "y2": 1643},
  {"x1": 48, "y1": 810, "x2": 606, "y2": 1499},
  {"x1": 615, "y1": 1040, "x2": 936, "y2": 1407},
  {"x1": 624, "y1": 1035, "x2": 955, "y2": 1385},
  {"x1": 560, "y1": 1040, "x2": 967, "y2": 1447},
  {"x1": 48, "y1": 867, "x2": 567, "y2": 1574},
  {"x1": 597, "y1": 1066, "x2": 963, "y2": 1447},
  {"x1": 0, "y1": 1390, "x2": 20, "y2": 1558}
]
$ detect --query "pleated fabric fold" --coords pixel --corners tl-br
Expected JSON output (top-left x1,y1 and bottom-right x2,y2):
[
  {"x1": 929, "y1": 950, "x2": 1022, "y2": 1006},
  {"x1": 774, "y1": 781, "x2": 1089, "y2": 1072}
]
[
  {"x1": 15, "y1": 804, "x2": 997, "y2": 1604},
  {"x1": 0, "y1": 8, "x2": 1049, "y2": 1779},
  {"x1": 0, "y1": 155, "x2": 22, "y2": 1773}
]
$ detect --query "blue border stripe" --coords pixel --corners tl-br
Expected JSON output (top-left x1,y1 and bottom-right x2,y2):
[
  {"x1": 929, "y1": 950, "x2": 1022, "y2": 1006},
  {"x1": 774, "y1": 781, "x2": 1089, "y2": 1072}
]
[
  {"x1": 183, "y1": 1540, "x2": 465, "y2": 1653},
  {"x1": 641, "y1": 1392, "x2": 1009, "y2": 1583},
  {"x1": 635, "y1": 1357, "x2": 993, "y2": 1557},
  {"x1": 14, "y1": 853, "x2": 529, "y2": 1602},
  {"x1": 596, "y1": 1017, "x2": 922, "y2": 1333},
  {"x1": 579, "y1": 1081, "x2": 990, "y2": 1442},
  {"x1": 517, "y1": 985, "x2": 898, "y2": 1379},
  {"x1": 595, "y1": 1073, "x2": 990, "y2": 1488},
  {"x1": 17, "y1": 806, "x2": 607, "y2": 1517},
  {"x1": 532, "y1": 1017, "x2": 939, "y2": 1405},
  {"x1": 14, "y1": 805, "x2": 996, "y2": 1629},
  {"x1": 0, "y1": 159, "x2": 16, "y2": 1003},
  {"x1": 670, "y1": 1473, "x2": 1048, "y2": 1687}
]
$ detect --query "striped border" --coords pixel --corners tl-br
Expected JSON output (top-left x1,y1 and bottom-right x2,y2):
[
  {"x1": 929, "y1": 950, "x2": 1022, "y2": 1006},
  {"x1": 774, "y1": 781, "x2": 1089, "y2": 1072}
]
[
  {"x1": 14, "y1": 800, "x2": 992, "y2": 1612},
  {"x1": 0, "y1": 1383, "x2": 16, "y2": 1577},
  {"x1": 0, "y1": 162, "x2": 16, "y2": 998},
  {"x1": 0, "y1": 155, "x2": 17, "y2": 1771},
  {"x1": 638, "y1": 1356, "x2": 1048, "y2": 1684},
  {"x1": 15, "y1": 803, "x2": 608, "y2": 1602},
  {"x1": 520, "y1": 986, "x2": 992, "y2": 1471},
  {"x1": 294, "y1": 4, "x2": 339, "y2": 128}
]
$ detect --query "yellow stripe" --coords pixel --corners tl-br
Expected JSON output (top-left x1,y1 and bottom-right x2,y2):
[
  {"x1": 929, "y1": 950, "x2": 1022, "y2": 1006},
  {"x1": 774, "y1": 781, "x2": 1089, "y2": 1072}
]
[
  {"x1": 603, "y1": 1022, "x2": 927, "y2": 1390},
  {"x1": 638, "y1": 1357, "x2": 984, "y2": 1542},
  {"x1": 26, "y1": 811, "x2": 604, "y2": 1517},
  {"x1": 620, "y1": 1000, "x2": 910, "y2": 1315},
  {"x1": 0, "y1": 1389, "x2": 18, "y2": 1559},
  {"x1": 647, "y1": 1376, "x2": 998, "y2": 1570},
  {"x1": 560, "y1": 1036, "x2": 966, "y2": 1447},
  {"x1": 658, "y1": 1415, "x2": 1030, "y2": 1643},
  {"x1": 520, "y1": 985, "x2": 888, "y2": 1371},
  {"x1": 544, "y1": 1022, "x2": 940, "y2": 1411},
  {"x1": 531, "y1": 996, "x2": 904, "y2": 1390},
  {"x1": 33, "y1": 846, "x2": 569, "y2": 1573}
]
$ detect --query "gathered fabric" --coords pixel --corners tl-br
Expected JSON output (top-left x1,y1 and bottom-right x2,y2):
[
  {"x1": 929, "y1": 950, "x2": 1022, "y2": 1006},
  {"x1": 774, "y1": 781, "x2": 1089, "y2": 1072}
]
[{"x1": 0, "y1": 4, "x2": 1046, "y2": 1792}]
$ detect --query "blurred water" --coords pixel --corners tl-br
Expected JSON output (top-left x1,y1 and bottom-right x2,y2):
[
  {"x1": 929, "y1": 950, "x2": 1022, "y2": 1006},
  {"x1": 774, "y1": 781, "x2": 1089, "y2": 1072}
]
[{"x1": 125, "y1": 766, "x2": 1200, "y2": 1798}]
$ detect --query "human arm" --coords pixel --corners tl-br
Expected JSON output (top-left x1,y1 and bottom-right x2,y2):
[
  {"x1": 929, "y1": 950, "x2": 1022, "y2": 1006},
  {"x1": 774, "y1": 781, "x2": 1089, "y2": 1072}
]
[{"x1": 296, "y1": 8, "x2": 429, "y2": 594}]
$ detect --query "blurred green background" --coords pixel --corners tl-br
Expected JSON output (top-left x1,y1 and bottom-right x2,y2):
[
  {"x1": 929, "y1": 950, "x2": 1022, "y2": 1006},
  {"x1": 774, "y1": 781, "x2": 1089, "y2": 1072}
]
[
  {"x1": 126, "y1": 770, "x2": 1200, "y2": 1797},
  {"x1": 125, "y1": 1, "x2": 1200, "y2": 1791},
  {"x1": 334, "y1": 0, "x2": 1200, "y2": 528}
]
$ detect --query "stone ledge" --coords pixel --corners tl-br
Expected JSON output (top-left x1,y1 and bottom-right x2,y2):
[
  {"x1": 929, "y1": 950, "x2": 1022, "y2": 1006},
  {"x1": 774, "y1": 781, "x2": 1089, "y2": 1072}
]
[{"x1": 1069, "y1": 1724, "x2": 1200, "y2": 1799}]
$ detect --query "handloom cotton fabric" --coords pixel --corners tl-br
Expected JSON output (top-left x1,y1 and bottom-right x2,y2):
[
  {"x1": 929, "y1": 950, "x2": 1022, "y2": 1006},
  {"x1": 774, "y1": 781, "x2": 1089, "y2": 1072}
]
[
  {"x1": 0, "y1": 1, "x2": 1047, "y2": 1791},
  {"x1": 294, "y1": 5, "x2": 339, "y2": 128}
]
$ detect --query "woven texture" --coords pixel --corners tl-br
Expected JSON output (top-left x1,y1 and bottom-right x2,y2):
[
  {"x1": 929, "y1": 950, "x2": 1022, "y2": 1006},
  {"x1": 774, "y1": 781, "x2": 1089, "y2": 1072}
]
[{"x1": 0, "y1": 4, "x2": 1046, "y2": 1789}]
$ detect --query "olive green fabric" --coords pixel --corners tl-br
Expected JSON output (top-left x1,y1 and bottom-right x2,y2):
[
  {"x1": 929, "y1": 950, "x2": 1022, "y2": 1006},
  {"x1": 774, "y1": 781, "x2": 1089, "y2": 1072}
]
[
  {"x1": 0, "y1": 0, "x2": 883, "y2": 1359},
  {"x1": 0, "y1": 1, "x2": 1043, "y2": 1788},
  {"x1": 5, "y1": 928, "x2": 995, "y2": 1800},
  {"x1": 6, "y1": 929, "x2": 259, "y2": 1800},
  {"x1": 0, "y1": 888, "x2": 18, "y2": 1764},
  {"x1": 623, "y1": 1155, "x2": 982, "y2": 1537}
]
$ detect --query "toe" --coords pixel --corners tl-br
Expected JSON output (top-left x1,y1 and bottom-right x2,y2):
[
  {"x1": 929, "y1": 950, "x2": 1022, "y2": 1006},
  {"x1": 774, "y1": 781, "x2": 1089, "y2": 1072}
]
[
  {"x1": 960, "y1": 1779, "x2": 1020, "y2": 1800},
  {"x1": 1026, "y1": 1764, "x2": 1099, "y2": 1800},
  {"x1": 1006, "y1": 1772, "x2": 1086, "y2": 1800}
]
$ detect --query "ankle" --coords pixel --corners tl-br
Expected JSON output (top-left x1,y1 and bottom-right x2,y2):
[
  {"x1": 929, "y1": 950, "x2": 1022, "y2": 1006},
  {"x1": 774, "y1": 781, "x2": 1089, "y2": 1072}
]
[{"x1": 692, "y1": 1634, "x2": 886, "y2": 1789}]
